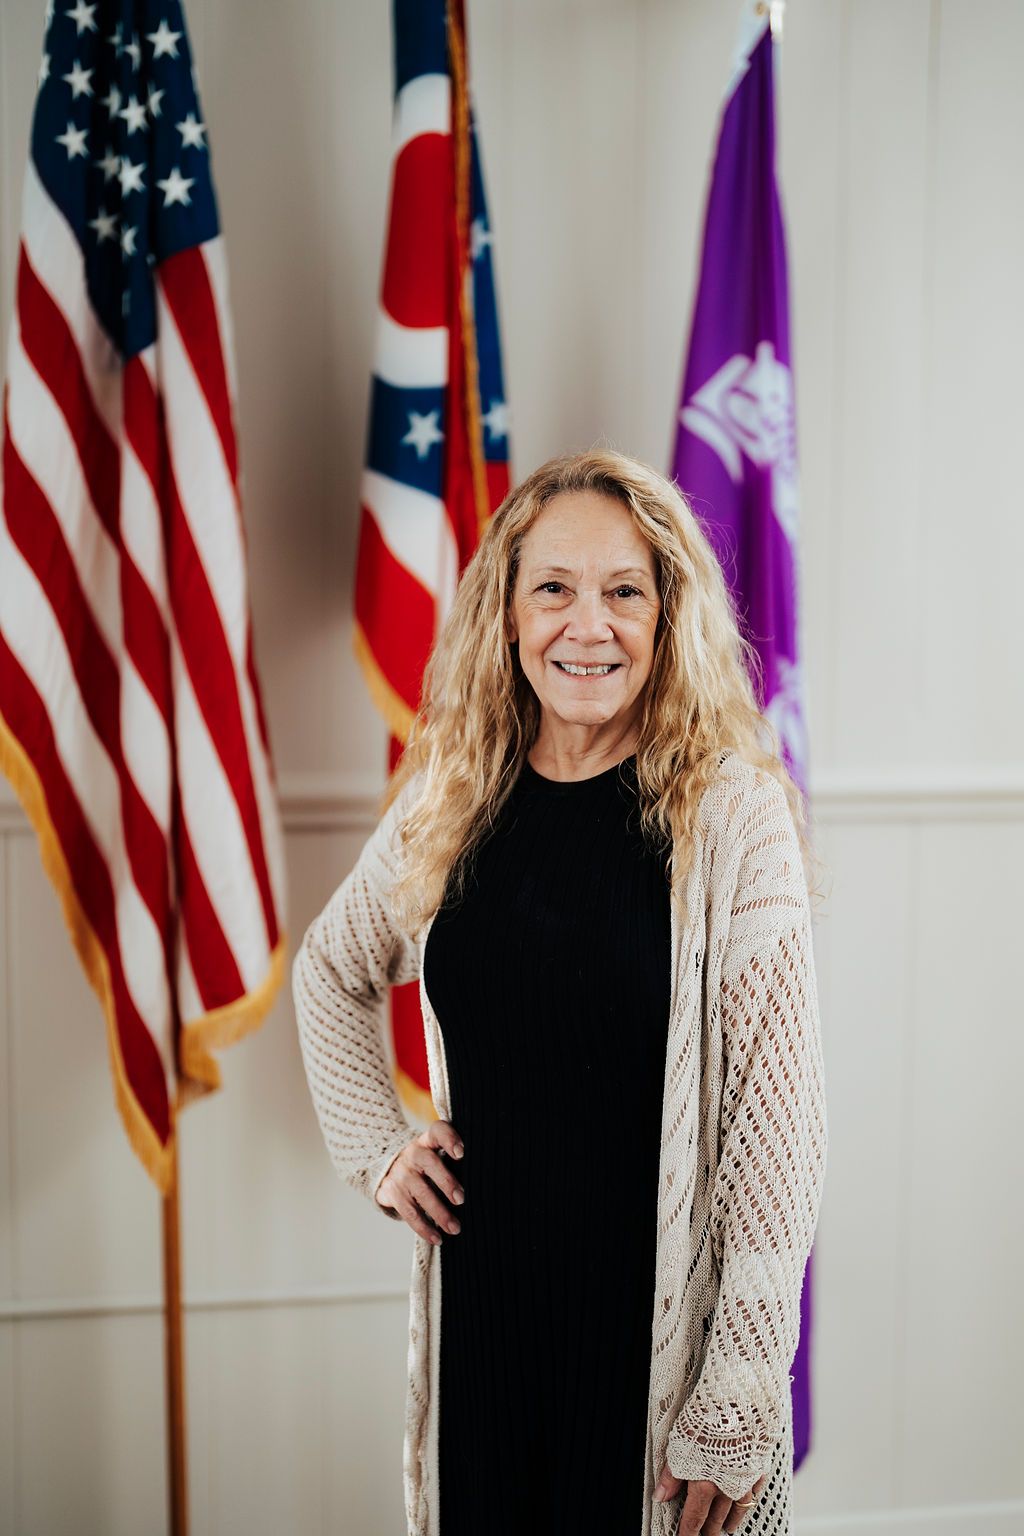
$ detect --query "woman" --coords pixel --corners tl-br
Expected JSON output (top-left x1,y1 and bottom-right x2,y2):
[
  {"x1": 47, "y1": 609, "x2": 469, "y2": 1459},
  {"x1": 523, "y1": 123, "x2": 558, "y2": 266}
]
[{"x1": 293, "y1": 449, "x2": 828, "y2": 1536}]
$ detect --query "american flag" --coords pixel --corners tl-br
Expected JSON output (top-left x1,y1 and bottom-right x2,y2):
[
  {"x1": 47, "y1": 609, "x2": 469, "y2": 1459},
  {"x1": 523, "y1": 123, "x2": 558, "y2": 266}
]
[
  {"x1": 0, "y1": 0, "x2": 287, "y2": 1192},
  {"x1": 353, "y1": 0, "x2": 510, "y2": 1120}
]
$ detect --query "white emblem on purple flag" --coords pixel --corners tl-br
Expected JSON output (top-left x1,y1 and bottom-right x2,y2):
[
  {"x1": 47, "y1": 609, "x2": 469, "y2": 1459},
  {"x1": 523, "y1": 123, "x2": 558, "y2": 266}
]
[{"x1": 680, "y1": 340, "x2": 799, "y2": 547}]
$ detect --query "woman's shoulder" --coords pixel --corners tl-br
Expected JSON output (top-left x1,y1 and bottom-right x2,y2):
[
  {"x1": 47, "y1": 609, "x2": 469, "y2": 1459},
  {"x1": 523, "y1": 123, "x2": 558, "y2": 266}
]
[
  {"x1": 698, "y1": 747, "x2": 778, "y2": 800},
  {"x1": 696, "y1": 750, "x2": 790, "y2": 839},
  {"x1": 359, "y1": 768, "x2": 428, "y2": 886},
  {"x1": 384, "y1": 766, "x2": 428, "y2": 819}
]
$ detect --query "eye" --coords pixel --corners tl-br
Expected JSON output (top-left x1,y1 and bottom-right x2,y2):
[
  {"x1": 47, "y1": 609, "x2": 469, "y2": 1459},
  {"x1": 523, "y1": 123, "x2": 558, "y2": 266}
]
[
  {"x1": 612, "y1": 584, "x2": 643, "y2": 599},
  {"x1": 537, "y1": 581, "x2": 565, "y2": 594}
]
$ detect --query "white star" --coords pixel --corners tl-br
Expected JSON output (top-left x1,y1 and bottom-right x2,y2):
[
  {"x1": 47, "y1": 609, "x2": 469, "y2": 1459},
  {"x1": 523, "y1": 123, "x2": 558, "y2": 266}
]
[
  {"x1": 97, "y1": 146, "x2": 120, "y2": 181},
  {"x1": 147, "y1": 19, "x2": 182, "y2": 58},
  {"x1": 101, "y1": 82, "x2": 121, "y2": 115},
  {"x1": 176, "y1": 111, "x2": 207, "y2": 150},
  {"x1": 62, "y1": 59, "x2": 93, "y2": 98},
  {"x1": 44, "y1": 0, "x2": 55, "y2": 29},
  {"x1": 147, "y1": 84, "x2": 165, "y2": 119},
  {"x1": 38, "y1": 52, "x2": 50, "y2": 85},
  {"x1": 88, "y1": 207, "x2": 117, "y2": 243},
  {"x1": 106, "y1": 21, "x2": 122, "y2": 54},
  {"x1": 65, "y1": 2, "x2": 97, "y2": 35},
  {"x1": 156, "y1": 166, "x2": 194, "y2": 207},
  {"x1": 470, "y1": 217, "x2": 493, "y2": 261},
  {"x1": 118, "y1": 94, "x2": 148, "y2": 134},
  {"x1": 120, "y1": 223, "x2": 137, "y2": 256},
  {"x1": 55, "y1": 120, "x2": 88, "y2": 159},
  {"x1": 118, "y1": 155, "x2": 145, "y2": 196},
  {"x1": 402, "y1": 410, "x2": 445, "y2": 460},
  {"x1": 481, "y1": 399, "x2": 510, "y2": 441},
  {"x1": 124, "y1": 31, "x2": 141, "y2": 69}
]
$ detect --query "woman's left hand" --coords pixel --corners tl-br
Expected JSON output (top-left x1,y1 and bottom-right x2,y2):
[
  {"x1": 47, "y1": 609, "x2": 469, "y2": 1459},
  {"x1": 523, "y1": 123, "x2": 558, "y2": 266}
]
[{"x1": 653, "y1": 1467, "x2": 766, "y2": 1533}]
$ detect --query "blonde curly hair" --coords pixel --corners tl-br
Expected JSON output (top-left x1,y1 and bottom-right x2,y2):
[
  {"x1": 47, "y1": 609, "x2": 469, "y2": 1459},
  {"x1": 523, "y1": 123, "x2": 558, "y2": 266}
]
[{"x1": 381, "y1": 447, "x2": 823, "y2": 937}]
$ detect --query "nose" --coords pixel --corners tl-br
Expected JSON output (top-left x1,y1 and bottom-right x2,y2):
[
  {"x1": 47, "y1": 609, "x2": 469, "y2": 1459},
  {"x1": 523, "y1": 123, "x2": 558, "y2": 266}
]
[{"x1": 563, "y1": 589, "x2": 614, "y2": 645}]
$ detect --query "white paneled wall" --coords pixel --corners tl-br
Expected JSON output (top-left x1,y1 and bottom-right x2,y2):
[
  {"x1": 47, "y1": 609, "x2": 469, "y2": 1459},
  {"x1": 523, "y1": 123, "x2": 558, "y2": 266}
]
[{"x1": 1, "y1": 0, "x2": 1021, "y2": 1533}]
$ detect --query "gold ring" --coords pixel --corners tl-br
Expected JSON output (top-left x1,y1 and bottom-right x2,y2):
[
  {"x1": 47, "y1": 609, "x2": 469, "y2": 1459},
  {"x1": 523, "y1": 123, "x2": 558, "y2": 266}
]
[{"x1": 736, "y1": 1500, "x2": 755, "y2": 1508}]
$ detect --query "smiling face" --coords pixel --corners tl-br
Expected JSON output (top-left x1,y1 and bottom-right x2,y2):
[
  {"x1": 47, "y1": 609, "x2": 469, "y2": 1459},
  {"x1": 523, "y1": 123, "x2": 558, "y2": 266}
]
[{"x1": 505, "y1": 490, "x2": 661, "y2": 752}]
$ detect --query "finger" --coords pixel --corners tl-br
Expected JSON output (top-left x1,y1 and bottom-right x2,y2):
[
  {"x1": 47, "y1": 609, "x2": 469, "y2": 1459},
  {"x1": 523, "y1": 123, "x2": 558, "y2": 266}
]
[
  {"x1": 722, "y1": 1501, "x2": 746, "y2": 1535},
  {"x1": 419, "y1": 1121, "x2": 467, "y2": 1203},
  {"x1": 403, "y1": 1143, "x2": 465, "y2": 1228},
  {"x1": 377, "y1": 1148, "x2": 461, "y2": 1241},
  {"x1": 420, "y1": 1145, "x2": 467, "y2": 1209},
  {"x1": 424, "y1": 1118, "x2": 465, "y2": 1161},
  {"x1": 723, "y1": 1476, "x2": 766, "y2": 1533},
  {"x1": 652, "y1": 1463, "x2": 683, "y2": 1505},
  {"x1": 409, "y1": 1168, "x2": 463, "y2": 1235},
  {"x1": 676, "y1": 1478, "x2": 716, "y2": 1535},
  {"x1": 698, "y1": 1490, "x2": 733, "y2": 1536},
  {"x1": 384, "y1": 1186, "x2": 449, "y2": 1245}
]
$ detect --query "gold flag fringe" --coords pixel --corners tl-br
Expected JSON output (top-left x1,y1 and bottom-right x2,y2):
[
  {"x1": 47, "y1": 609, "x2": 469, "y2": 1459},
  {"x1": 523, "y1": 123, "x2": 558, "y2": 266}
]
[
  {"x1": 0, "y1": 710, "x2": 174, "y2": 1190},
  {"x1": 352, "y1": 619, "x2": 415, "y2": 744},
  {"x1": 0, "y1": 709, "x2": 287, "y2": 1194},
  {"x1": 178, "y1": 936, "x2": 285, "y2": 1102},
  {"x1": 395, "y1": 1059, "x2": 439, "y2": 1127}
]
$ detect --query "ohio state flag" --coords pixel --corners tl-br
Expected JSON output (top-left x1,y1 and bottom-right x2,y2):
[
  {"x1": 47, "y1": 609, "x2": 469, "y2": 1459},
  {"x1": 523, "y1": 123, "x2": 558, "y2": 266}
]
[{"x1": 353, "y1": 0, "x2": 510, "y2": 1122}]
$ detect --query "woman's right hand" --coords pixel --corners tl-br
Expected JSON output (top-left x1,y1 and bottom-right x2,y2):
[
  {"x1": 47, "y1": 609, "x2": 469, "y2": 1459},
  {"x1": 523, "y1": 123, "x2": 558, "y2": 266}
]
[{"x1": 374, "y1": 1119, "x2": 466, "y2": 1244}]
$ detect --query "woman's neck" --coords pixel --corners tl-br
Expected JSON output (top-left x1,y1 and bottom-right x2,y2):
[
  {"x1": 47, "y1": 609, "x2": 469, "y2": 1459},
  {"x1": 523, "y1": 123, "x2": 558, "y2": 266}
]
[{"x1": 527, "y1": 717, "x2": 639, "y2": 783}]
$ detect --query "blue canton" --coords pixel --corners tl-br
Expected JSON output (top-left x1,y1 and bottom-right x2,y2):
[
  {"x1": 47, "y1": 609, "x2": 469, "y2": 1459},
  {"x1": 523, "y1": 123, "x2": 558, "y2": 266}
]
[{"x1": 30, "y1": 0, "x2": 219, "y2": 359}]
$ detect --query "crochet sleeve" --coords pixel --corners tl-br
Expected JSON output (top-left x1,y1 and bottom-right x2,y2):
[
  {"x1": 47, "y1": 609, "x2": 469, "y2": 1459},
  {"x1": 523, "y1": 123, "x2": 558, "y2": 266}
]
[
  {"x1": 291, "y1": 777, "x2": 424, "y2": 1222},
  {"x1": 666, "y1": 771, "x2": 829, "y2": 1500}
]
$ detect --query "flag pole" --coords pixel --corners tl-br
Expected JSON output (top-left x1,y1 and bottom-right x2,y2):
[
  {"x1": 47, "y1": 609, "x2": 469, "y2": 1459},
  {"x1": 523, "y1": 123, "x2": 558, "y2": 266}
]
[{"x1": 162, "y1": 1133, "x2": 189, "y2": 1536}]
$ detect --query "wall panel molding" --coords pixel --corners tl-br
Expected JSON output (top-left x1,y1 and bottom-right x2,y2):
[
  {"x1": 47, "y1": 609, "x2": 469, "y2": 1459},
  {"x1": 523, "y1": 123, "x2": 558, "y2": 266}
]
[
  {"x1": 0, "y1": 1285, "x2": 407, "y2": 1322},
  {"x1": 2, "y1": 770, "x2": 1022, "y2": 838}
]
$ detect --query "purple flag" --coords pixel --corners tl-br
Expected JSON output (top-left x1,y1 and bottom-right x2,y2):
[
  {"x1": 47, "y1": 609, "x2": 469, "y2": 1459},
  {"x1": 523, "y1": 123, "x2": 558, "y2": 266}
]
[{"x1": 669, "y1": 0, "x2": 816, "y2": 1472}]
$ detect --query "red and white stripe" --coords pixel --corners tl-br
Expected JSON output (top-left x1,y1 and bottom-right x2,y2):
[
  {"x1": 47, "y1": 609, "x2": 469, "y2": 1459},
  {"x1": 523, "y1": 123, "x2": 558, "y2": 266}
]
[{"x1": 0, "y1": 158, "x2": 286, "y2": 1156}]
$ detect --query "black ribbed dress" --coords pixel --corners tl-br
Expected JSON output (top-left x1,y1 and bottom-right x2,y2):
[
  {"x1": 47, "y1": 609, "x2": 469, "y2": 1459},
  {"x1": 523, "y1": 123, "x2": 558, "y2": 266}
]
[{"x1": 422, "y1": 752, "x2": 673, "y2": 1534}]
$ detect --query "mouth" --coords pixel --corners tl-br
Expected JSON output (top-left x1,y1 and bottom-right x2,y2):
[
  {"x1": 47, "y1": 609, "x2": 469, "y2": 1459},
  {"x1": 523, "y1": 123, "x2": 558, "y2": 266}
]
[{"x1": 551, "y1": 661, "x2": 622, "y2": 678}]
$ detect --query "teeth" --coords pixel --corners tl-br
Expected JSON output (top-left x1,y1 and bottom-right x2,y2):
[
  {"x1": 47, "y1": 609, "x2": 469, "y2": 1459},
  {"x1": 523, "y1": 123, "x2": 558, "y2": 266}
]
[{"x1": 557, "y1": 662, "x2": 614, "y2": 676}]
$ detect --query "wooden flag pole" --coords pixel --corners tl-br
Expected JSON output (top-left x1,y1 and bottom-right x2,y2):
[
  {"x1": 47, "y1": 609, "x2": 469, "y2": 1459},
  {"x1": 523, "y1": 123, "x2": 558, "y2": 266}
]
[{"x1": 162, "y1": 1133, "x2": 189, "y2": 1536}]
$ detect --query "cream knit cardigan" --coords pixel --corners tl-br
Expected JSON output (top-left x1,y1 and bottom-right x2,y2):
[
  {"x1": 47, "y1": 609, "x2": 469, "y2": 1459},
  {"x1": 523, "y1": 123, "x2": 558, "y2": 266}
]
[{"x1": 292, "y1": 750, "x2": 828, "y2": 1536}]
